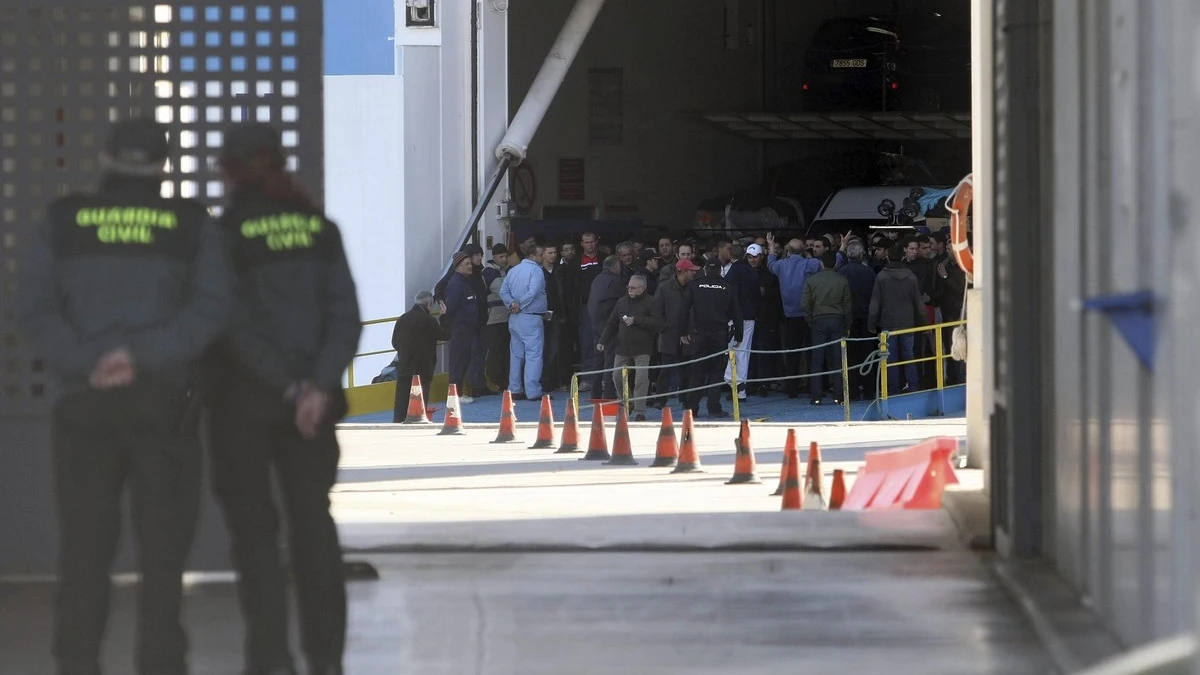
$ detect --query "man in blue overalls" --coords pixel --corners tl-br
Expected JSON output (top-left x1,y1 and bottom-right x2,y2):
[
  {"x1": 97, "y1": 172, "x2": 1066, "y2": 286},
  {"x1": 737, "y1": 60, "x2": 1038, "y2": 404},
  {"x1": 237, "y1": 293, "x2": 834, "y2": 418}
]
[{"x1": 500, "y1": 244, "x2": 548, "y2": 400}]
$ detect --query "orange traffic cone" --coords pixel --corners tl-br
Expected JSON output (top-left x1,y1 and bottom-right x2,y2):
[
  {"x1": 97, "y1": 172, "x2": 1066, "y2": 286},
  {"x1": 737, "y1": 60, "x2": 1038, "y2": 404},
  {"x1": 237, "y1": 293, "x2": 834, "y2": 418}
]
[
  {"x1": 802, "y1": 441, "x2": 826, "y2": 510},
  {"x1": 438, "y1": 384, "x2": 465, "y2": 435},
  {"x1": 780, "y1": 430, "x2": 802, "y2": 510},
  {"x1": 402, "y1": 375, "x2": 430, "y2": 424},
  {"x1": 828, "y1": 469, "x2": 847, "y2": 510},
  {"x1": 651, "y1": 407, "x2": 678, "y2": 468},
  {"x1": 670, "y1": 410, "x2": 703, "y2": 473},
  {"x1": 529, "y1": 395, "x2": 556, "y2": 449},
  {"x1": 581, "y1": 404, "x2": 611, "y2": 461},
  {"x1": 556, "y1": 397, "x2": 581, "y2": 453},
  {"x1": 604, "y1": 407, "x2": 638, "y2": 466},
  {"x1": 771, "y1": 444, "x2": 790, "y2": 496},
  {"x1": 726, "y1": 419, "x2": 760, "y2": 484},
  {"x1": 490, "y1": 390, "x2": 518, "y2": 443}
]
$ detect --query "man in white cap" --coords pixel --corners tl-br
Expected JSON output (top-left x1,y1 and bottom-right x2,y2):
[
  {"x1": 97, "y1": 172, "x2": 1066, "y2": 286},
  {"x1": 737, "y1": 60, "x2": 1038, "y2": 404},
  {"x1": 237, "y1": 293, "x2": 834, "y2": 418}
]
[{"x1": 722, "y1": 242, "x2": 764, "y2": 398}]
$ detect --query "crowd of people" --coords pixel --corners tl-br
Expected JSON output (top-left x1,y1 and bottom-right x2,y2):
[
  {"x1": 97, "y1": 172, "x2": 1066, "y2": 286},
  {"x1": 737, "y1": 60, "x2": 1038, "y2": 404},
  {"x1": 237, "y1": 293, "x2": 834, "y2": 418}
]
[{"x1": 392, "y1": 226, "x2": 969, "y2": 422}]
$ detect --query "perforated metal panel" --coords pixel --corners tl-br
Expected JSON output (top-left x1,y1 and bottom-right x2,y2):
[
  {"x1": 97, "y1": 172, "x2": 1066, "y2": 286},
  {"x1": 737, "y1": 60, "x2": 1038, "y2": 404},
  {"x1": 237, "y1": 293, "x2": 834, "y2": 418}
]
[{"x1": 0, "y1": 1, "x2": 324, "y2": 418}]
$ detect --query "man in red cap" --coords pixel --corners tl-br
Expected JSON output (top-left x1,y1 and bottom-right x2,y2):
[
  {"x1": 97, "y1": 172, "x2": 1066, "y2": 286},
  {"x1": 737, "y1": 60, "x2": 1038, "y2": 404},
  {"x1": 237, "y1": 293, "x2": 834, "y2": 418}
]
[{"x1": 651, "y1": 257, "x2": 699, "y2": 407}]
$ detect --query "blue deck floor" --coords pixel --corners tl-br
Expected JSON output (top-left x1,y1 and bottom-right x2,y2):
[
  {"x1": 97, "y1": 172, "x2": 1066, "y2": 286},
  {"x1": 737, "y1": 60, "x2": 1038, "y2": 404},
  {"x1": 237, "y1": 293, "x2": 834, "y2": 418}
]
[{"x1": 345, "y1": 388, "x2": 964, "y2": 425}]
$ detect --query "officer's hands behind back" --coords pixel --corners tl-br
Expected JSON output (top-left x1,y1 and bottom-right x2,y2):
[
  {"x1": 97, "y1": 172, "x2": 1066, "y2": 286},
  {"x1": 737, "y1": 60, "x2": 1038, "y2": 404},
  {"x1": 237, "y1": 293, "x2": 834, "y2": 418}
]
[
  {"x1": 295, "y1": 381, "x2": 330, "y2": 440},
  {"x1": 89, "y1": 347, "x2": 136, "y2": 390}
]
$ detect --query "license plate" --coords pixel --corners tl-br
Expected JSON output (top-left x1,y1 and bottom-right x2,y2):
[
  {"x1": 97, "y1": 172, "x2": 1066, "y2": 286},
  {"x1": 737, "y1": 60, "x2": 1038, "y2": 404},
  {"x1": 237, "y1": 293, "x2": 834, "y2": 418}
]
[{"x1": 831, "y1": 59, "x2": 868, "y2": 68}]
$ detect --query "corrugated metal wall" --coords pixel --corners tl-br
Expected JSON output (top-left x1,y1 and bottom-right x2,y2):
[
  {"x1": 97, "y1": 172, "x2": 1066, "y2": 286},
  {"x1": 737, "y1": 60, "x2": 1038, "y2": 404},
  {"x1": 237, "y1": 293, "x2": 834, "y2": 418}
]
[{"x1": 1030, "y1": 0, "x2": 1200, "y2": 649}]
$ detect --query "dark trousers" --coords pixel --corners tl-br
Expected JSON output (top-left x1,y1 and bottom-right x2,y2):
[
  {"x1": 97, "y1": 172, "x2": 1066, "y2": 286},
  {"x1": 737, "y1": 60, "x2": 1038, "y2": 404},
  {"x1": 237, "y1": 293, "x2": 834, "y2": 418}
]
[
  {"x1": 209, "y1": 405, "x2": 346, "y2": 673},
  {"x1": 749, "y1": 319, "x2": 781, "y2": 392},
  {"x1": 393, "y1": 370, "x2": 433, "y2": 422},
  {"x1": 656, "y1": 350, "x2": 691, "y2": 406},
  {"x1": 447, "y1": 324, "x2": 474, "y2": 394},
  {"x1": 688, "y1": 331, "x2": 727, "y2": 415},
  {"x1": 781, "y1": 316, "x2": 809, "y2": 397},
  {"x1": 848, "y1": 318, "x2": 877, "y2": 399},
  {"x1": 808, "y1": 315, "x2": 846, "y2": 399},
  {"x1": 52, "y1": 387, "x2": 201, "y2": 675},
  {"x1": 466, "y1": 328, "x2": 488, "y2": 396},
  {"x1": 485, "y1": 322, "x2": 509, "y2": 389},
  {"x1": 941, "y1": 321, "x2": 964, "y2": 386},
  {"x1": 541, "y1": 319, "x2": 562, "y2": 390},
  {"x1": 562, "y1": 318, "x2": 580, "y2": 373},
  {"x1": 592, "y1": 347, "x2": 617, "y2": 400},
  {"x1": 579, "y1": 312, "x2": 598, "y2": 389}
]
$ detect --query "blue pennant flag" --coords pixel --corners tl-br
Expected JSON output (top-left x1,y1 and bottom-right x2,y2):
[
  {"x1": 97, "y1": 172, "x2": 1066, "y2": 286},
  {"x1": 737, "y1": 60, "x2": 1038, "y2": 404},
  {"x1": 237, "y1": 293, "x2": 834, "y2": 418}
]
[{"x1": 1081, "y1": 291, "x2": 1156, "y2": 370}]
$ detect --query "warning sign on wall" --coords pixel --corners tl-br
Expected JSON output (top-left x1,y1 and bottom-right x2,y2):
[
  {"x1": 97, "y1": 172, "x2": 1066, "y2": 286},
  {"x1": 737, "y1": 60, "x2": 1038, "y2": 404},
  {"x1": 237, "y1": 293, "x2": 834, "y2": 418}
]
[{"x1": 558, "y1": 158, "x2": 585, "y2": 201}]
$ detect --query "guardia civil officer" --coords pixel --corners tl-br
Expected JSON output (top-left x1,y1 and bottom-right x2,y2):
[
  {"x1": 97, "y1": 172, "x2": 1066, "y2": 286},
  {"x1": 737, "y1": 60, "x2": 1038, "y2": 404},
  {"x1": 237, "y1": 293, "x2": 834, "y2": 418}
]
[
  {"x1": 205, "y1": 123, "x2": 361, "y2": 675},
  {"x1": 17, "y1": 119, "x2": 232, "y2": 675},
  {"x1": 681, "y1": 261, "x2": 743, "y2": 419}
]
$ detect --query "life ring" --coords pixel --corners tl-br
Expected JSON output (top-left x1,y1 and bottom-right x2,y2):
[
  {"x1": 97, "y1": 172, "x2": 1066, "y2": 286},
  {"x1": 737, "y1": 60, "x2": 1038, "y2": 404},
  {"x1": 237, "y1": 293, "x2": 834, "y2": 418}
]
[{"x1": 945, "y1": 173, "x2": 975, "y2": 279}]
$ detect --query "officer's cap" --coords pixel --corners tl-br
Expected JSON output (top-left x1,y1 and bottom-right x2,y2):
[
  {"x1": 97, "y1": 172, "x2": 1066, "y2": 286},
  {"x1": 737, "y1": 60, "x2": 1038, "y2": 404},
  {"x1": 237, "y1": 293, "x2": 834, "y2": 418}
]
[
  {"x1": 220, "y1": 123, "x2": 284, "y2": 163},
  {"x1": 101, "y1": 118, "x2": 169, "y2": 176}
]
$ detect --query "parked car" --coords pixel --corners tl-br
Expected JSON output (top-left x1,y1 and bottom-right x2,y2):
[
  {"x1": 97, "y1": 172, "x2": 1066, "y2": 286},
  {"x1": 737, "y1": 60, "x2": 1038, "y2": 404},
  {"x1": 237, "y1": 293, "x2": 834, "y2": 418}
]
[
  {"x1": 799, "y1": 10, "x2": 971, "y2": 114},
  {"x1": 805, "y1": 185, "x2": 952, "y2": 242},
  {"x1": 800, "y1": 17, "x2": 902, "y2": 112}
]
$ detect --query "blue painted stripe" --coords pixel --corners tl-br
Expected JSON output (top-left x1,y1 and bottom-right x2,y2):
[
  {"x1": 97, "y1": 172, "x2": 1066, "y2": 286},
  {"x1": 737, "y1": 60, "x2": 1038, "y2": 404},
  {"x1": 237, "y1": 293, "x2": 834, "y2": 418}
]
[{"x1": 325, "y1": 0, "x2": 395, "y2": 75}]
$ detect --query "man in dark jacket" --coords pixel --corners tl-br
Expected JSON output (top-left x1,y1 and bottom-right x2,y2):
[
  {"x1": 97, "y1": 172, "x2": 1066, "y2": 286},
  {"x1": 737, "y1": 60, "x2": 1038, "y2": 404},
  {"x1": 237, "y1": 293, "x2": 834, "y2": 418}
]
[
  {"x1": 722, "y1": 243, "x2": 762, "y2": 399},
  {"x1": 444, "y1": 251, "x2": 484, "y2": 403},
  {"x1": 652, "y1": 258, "x2": 698, "y2": 408},
  {"x1": 576, "y1": 232, "x2": 603, "y2": 391},
  {"x1": 682, "y1": 262, "x2": 743, "y2": 419},
  {"x1": 17, "y1": 119, "x2": 231, "y2": 675},
  {"x1": 557, "y1": 239, "x2": 581, "y2": 379},
  {"x1": 540, "y1": 243, "x2": 566, "y2": 391},
  {"x1": 598, "y1": 274, "x2": 664, "y2": 420},
  {"x1": 801, "y1": 250, "x2": 853, "y2": 405},
  {"x1": 838, "y1": 238, "x2": 878, "y2": 399},
  {"x1": 931, "y1": 231, "x2": 967, "y2": 385},
  {"x1": 749, "y1": 250, "x2": 783, "y2": 395},
  {"x1": 586, "y1": 256, "x2": 625, "y2": 398},
  {"x1": 391, "y1": 291, "x2": 450, "y2": 421},
  {"x1": 462, "y1": 243, "x2": 492, "y2": 397},
  {"x1": 869, "y1": 246, "x2": 927, "y2": 394}
]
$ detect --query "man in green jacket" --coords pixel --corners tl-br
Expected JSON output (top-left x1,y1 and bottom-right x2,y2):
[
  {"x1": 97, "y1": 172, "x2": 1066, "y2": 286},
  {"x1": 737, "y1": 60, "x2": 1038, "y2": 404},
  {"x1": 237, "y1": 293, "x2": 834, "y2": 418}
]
[{"x1": 801, "y1": 250, "x2": 853, "y2": 405}]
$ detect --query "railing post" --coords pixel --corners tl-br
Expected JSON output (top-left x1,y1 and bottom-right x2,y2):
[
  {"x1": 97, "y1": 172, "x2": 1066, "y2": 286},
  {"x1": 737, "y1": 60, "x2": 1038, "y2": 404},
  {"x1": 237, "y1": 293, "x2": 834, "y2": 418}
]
[
  {"x1": 621, "y1": 366, "x2": 630, "y2": 416},
  {"x1": 570, "y1": 374, "x2": 579, "y2": 418},
  {"x1": 934, "y1": 324, "x2": 946, "y2": 416},
  {"x1": 347, "y1": 361, "x2": 355, "y2": 389},
  {"x1": 879, "y1": 331, "x2": 891, "y2": 419},
  {"x1": 840, "y1": 338, "x2": 851, "y2": 422},
  {"x1": 728, "y1": 349, "x2": 741, "y2": 421}
]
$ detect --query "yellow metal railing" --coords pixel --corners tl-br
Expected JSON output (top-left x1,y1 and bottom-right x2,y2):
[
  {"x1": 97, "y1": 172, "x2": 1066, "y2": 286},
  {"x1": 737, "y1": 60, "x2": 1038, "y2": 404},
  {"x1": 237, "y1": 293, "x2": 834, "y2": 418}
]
[
  {"x1": 878, "y1": 318, "x2": 966, "y2": 418},
  {"x1": 346, "y1": 315, "x2": 400, "y2": 388}
]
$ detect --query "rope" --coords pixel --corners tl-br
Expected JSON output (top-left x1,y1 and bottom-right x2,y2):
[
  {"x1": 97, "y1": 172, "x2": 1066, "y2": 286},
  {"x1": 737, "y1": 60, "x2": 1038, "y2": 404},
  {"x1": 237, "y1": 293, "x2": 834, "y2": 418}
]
[
  {"x1": 574, "y1": 335, "x2": 881, "y2": 379},
  {"x1": 573, "y1": 348, "x2": 894, "y2": 412}
]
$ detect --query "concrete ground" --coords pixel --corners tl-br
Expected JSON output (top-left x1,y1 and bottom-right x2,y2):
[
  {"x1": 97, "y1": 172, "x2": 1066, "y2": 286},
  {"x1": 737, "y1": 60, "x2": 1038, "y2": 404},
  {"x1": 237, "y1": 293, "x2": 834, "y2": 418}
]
[{"x1": 0, "y1": 420, "x2": 1051, "y2": 675}]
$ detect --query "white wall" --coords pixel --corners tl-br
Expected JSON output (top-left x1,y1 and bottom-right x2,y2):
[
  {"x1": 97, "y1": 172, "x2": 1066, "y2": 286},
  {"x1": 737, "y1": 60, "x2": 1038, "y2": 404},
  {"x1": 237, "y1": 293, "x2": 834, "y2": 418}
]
[
  {"x1": 508, "y1": 0, "x2": 765, "y2": 231},
  {"x1": 324, "y1": 75, "x2": 406, "y2": 382}
]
